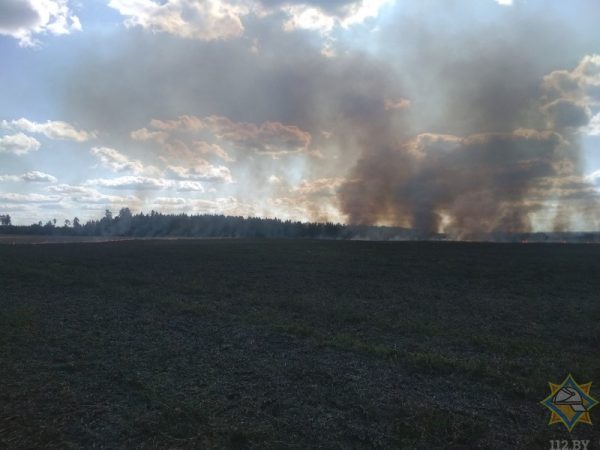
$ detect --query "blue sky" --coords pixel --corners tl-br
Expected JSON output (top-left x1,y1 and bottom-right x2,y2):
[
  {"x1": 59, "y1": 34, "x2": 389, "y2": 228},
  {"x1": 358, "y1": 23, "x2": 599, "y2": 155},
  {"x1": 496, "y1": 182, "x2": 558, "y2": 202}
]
[{"x1": 0, "y1": 0, "x2": 599, "y2": 235}]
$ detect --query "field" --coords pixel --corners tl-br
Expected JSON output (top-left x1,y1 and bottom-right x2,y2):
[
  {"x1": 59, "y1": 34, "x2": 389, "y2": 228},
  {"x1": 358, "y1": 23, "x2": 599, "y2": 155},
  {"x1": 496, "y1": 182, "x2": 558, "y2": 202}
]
[{"x1": 1, "y1": 239, "x2": 599, "y2": 448}]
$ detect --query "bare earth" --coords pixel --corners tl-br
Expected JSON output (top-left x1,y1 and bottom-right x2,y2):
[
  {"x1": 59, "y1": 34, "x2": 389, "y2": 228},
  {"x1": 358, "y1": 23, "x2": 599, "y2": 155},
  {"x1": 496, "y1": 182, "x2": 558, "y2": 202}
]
[{"x1": 1, "y1": 239, "x2": 599, "y2": 448}]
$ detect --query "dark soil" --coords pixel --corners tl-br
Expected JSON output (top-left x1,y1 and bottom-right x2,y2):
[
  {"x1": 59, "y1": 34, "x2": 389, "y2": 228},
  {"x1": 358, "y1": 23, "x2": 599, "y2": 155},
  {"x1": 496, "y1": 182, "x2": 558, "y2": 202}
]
[{"x1": 1, "y1": 239, "x2": 599, "y2": 448}]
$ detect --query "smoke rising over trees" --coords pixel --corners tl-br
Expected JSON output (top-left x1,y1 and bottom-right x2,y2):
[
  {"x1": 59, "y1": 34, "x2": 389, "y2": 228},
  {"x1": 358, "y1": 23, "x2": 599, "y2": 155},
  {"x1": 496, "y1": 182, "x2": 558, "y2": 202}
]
[{"x1": 1, "y1": 208, "x2": 599, "y2": 242}]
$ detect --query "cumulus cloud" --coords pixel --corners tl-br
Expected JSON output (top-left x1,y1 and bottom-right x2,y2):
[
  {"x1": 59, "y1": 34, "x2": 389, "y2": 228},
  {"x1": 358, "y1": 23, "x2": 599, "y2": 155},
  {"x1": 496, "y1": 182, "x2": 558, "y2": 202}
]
[
  {"x1": 149, "y1": 195, "x2": 245, "y2": 214},
  {"x1": 2, "y1": 118, "x2": 94, "y2": 141},
  {"x1": 293, "y1": 177, "x2": 344, "y2": 196},
  {"x1": 258, "y1": 0, "x2": 360, "y2": 14},
  {"x1": 175, "y1": 181, "x2": 207, "y2": 192},
  {"x1": 47, "y1": 183, "x2": 91, "y2": 194},
  {"x1": 135, "y1": 115, "x2": 312, "y2": 157},
  {"x1": 193, "y1": 141, "x2": 235, "y2": 162},
  {"x1": 85, "y1": 175, "x2": 206, "y2": 192},
  {"x1": 276, "y1": 0, "x2": 392, "y2": 35},
  {"x1": 134, "y1": 128, "x2": 235, "y2": 162},
  {"x1": 0, "y1": 133, "x2": 41, "y2": 155},
  {"x1": 107, "y1": 0, "x2": 392, "y2": 42},
  {"x1": 0, "y1": 192, "x2": 61, "y2": 203},
  {"x1": 130, "y1": 127, "x2": 169, "y2": 143},
  {"x1": 44, "y1": 183, "x2": 138, "y2": 205},
  {"x1": 71, "y1": 191, "x2": 138, "y2": 205},
  {"x1": 0, "y1": 0, "x2": 81, "y2": 47},
  {"x1": 86, "y1": 176, "x2": 175, "y2": 190},
  {"x1": 209, "y1": 116, "x2": 311, "y2": 155},
  {"x1": 108, "y1": 0, "x2": 248, "y2": 41},
  {"x1": 585, "y1": 170, "x2": 600, "y2": 187},
  {"x1": 165, "y1": 163, "x2": 233, "y2": 183},
  {"x1": 90, "y1": 143, "x2": 231, "y2": 184},
  {"x1": 90, "y1": 146, "x2": 156, "y2": 175},
  {"x1": 0, "y1": 171, "x2": 57, "y2": 183},
  {"x1": 587, "y1": 112, "x2": 600, "y2": 136},
  {"x1": 542, "y1": 54, "x2": 600, "y2": 127}
]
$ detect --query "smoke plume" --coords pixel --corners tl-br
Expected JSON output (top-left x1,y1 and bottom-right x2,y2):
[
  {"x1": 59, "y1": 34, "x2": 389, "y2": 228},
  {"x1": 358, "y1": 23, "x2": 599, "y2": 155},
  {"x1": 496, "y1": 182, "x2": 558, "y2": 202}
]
[{"x1": 338, "y1": 11, "x2": 600, "y2": 238}]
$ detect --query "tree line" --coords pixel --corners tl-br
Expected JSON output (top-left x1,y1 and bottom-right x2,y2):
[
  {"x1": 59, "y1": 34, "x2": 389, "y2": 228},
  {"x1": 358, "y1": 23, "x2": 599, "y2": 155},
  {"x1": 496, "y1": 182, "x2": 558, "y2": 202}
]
[
  {"x1": 0, "y1": 208, "x2": 416, "y2": 240},
  {"x1": 2, "y1": 209, "x2": 599, "y2": 241}
]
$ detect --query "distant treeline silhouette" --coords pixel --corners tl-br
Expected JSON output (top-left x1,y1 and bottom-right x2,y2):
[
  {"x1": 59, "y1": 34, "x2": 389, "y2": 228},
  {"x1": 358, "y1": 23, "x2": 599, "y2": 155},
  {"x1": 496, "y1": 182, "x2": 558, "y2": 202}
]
[
  {"x1": 2, "y1": 208, "x2": 599, "y2": 242},
  {"x1": 0, "y1": 208, "x2": 416, "y2": 240}
]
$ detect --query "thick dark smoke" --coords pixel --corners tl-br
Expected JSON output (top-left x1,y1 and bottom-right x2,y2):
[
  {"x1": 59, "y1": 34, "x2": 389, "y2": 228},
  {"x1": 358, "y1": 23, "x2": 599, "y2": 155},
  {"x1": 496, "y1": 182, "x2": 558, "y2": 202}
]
[
  {"x1": 340, "y1": 130, "x2": 569, "y2": 238},
  {"x1": 338, "y1": 7, "x2": 600, "y2": 238}
]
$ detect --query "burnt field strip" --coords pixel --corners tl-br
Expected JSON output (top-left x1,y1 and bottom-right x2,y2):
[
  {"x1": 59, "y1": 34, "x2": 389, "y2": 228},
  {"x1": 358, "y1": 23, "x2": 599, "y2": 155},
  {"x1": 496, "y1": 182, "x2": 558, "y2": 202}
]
[{"x1": 1, "y1": 240, "x2": 599, "y2": 448}]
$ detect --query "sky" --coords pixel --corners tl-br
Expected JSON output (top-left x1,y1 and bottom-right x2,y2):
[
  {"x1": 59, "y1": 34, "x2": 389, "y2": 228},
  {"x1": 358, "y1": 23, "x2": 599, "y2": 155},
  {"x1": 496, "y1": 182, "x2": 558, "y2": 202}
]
[{"x1": 0, "y1": 0, "x2": 599, "y2": 235}]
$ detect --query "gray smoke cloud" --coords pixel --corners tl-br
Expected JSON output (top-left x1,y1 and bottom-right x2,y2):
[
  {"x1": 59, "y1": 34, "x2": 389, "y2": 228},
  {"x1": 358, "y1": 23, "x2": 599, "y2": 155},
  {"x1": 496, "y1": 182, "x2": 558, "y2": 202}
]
[
  {"x1": 339, "y1": 130, "x2": 572, "y2": 237},
  {"x1": 57, "y1": 1, "x2": 600, "y2": 234},
  {"x1": 337, "y1": 4, "x2": 600, "y2": 237}
]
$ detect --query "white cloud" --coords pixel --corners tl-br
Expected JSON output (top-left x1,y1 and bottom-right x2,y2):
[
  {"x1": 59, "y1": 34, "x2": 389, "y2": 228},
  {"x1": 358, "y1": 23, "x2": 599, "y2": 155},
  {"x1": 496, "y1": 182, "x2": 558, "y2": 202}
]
[
  {"x1": 107, "y1": 0, "x2": 391, "y2": 43},
  {"x1": 193, "y1": 141, "x2": 235, "y2": 162},
  {"x1": 542, "y1": 54, "x2": 600, "y2": 110},
  {"x1": 130, "y1": 127, "x2": 169, "y2": 143},
  {"x1": 86, "y1": 176, "x2": 175, "y2": 190},
  {"x1": 0, "y1": 0, "x2": 81, "y2": 47},
  {"x1": 2, "y1": 118, "x2": 94, "y2": 141},
  {"x1": 45, "y1": 183, "x2": 138, "y2": 204},
  {"x1": 71, "y1": 191, "x2": 138, "y2": 205},
  {"x1": 166, "y1": 163, "x2": 233, "y2": 183},
  {"x1": 207, "y1": 116, "x2": 311, "y2": 155},
  {"x1": 47, "y1": 183, "x2": 90, "y2": 194},
  {"x1": 587, "y1": 112, "x2": 600, "y2": 136},
  {"x1": 0, "y1": 175, "x2": 21, "y2": 182},
  {"x1": 0, "y1": 133, "x2": 41, "y2": 155},
  {"x1": 268, "y1": 174, "x2": 282, "y2": 184},
  {"x1": 90, "y1": 144, "x2": 229, "y2": 184},
  {"x1": 293, "y1": 177, "x2": 344, "y2": 195},
  {"x1": 585, "y1": 170, "x2": 600, "y2": 186},
  {"x1": 149, "y1": 195, "x2": 242, "y2": 214},
  {"x1": 494, "y1": 0, "x2": 513, "y2": 5},
  {"x1": 85, "y1": 175, "x2": 206, "y2": 192},
  {"x1": 90, "y1": 146, "x2": 152, "y2": 174},
  {"x1": 176, "y1": 181, "x2": 206, "y2": 192},
  {"x1": 108, "y1": 0, "x2": 248, "y2": 41},
  {"x1": 21, "y1": 171, "x2": 57, "y2": 182},
  {"x1": 137, "y1": 114, "x2": 312, "y2": 158},
  {"x1": 0, "y1": 192, "x2": 61, "y2": 203},
  {"x1": 0, "y1": 171, "x2": 57, "y2": 183},
  {"x1": 280, "y1": 0, "x2": 392, "y2": 35}
]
